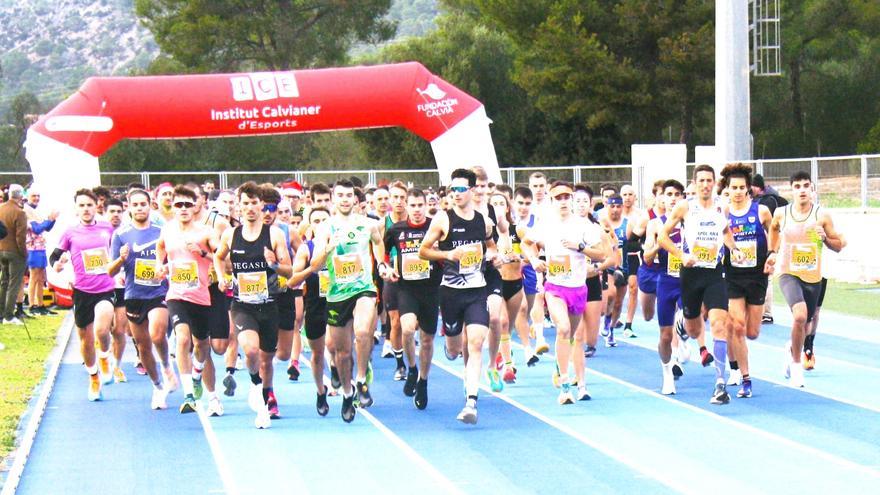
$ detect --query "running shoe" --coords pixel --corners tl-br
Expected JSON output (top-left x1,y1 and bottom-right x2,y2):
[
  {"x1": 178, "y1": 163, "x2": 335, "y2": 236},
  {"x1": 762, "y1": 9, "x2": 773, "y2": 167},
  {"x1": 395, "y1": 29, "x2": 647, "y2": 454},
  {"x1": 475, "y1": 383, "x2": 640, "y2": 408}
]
[
  {"x1": 584, "y1": 345, "x2": 597, "y2": 358},
  {"x1": 287, "y1": 360, "x2": 301, "y2": 381},
  {"x1": 789, "y1": 364, "x2": 805, "y2": 388},
  {"x1": 248, "y1": 384, "x2": 264, "y2": 412},
  {"x1": 88, "y1": 375, "x2": 102, "y2": 402},
  {"x1": 373, "y1": 328, "x2": 382, "y2": 345},
  {"x1": 330, "y1": 365, "x2": 342, "y2": 389},
  {"x1": 99, "y1": 356, "x2": 113, "y2": 384},
  {"x1": 267, "y1": 391, "x2": 280, "y2": 419},
  {"x1": 671, "y1": 362, "x2": 684, "y2": 380},
  {"x1": 543, "y1": 316, "x2": 553, "y2": 329},
  {"x1": 662, "y1": 365, "x2": 676, "y2": 395},
  {"x1": 456, "y1": 399, "x2": 478, "y2": 424},
  {"x1": 179, "y1": 394, "x2": 197, "y2": 413},
  {"x1": 403, "y1": 368, "x2": 418, "y2": 397},
  {"x1": 135, "y1": 362, "x2": 147, "y2": 376},
  {"x1": 783, "y1": 343, "x2": 792, "y2": 379},
  {"x1": 394, "y1": 365, "x2": 406, "y2": 381},
  {"x1": 710, "y1": 381, "x2": 730, "y2": 405},
  {"x1": 356, "y1": 381, "x2": 373, "y2": 408},
  {"x1": 622, "y1": 327, "x2": 637, "y2": 338},
  {"x1": 366, "y1": 361, "x2": 374, "y2": 385},
  {"x1": 577, "y1": 385, "x2": 591, "y2": 401},
  {"x1": 605, "y1": 331, "x2": 617, "y2": 348},
  {"x1": 600, "y1": 318, "x2": 610, "y2": 338},
  {"x1": 676, "y1": 341, "x2": 691, "y2": 363},
  {"x1": 494, "y1": 352, "x2": 504, "y2": 371},
  {"x1": 163, "y1": 367, "x2": 179, "y2": 393},
  {"x1": 700, "y1": 348, "x2": 714, "y2": 367},
  {"x1": 43, "y1": 306, "x2": 58, "y2": 315},
  {"x1": 414, "y1": 379, "x2": 428, "y2": 410},
  {"x1": 803, "y1": 351, "x2": 815, "y2": 371},
  {"x1": 552, "y1": 365, "x2": 561, "y2": 388},
  {"x1": 487, "y1": 368, "x2": 503, "y2": 392},
  {"x1": 614, "y1": 321, "x2": 623, "y2": 329},
  {"x1": 222, "y1": 373, "x2": 236, "y2": 397},
  {"x1": 151, "y1": 387, "x2": 168, "y2": 410},
  {"x1": 535, "y1": 340, "x2": 550, "y2": 355},
  {"x1": 761, "y1": 314, "x2": 774, "y2": 324},
  {"x1": 113, "y1": 367, "x2": 127, "y2": 383},
  {"x1": 737, "y1": 379, "x2": 752, "y2": 398},
  {"x1": 207, "y1": 396, "x2": 224, "y2": 417},
  {"x1": 254, "y1": 405, "x2": 271, "y2": 429},
  {"x1": 502, "y1": 366, "x2": 516, "y2": 384},
  {"x1": 727, "y1": 368, "x2": 743, "y2": 386},
  {"x1": 527, "y1": 354, "x2": 539, "y2": 367},
  {"x1": 316, "y1": 391, "x2": 330, "y2": 416},
  {"x1": 192, "y1": 376, "x2": 204, "y2": 400},
  {"x1": 557, "y1": 383, "x2": 575, "y2": 405},
  {"x1": 3, "y1": 316, "x2": 24, "y2": 325},
  {"x1": 341, "y1": 394, "x2": 356, "y2": 423},
  {"x1": 444, "y1": 342, "x2": 459, "y2": 360},
  {"x1": 381, "y1": 340, "x2": 394, "y2": 358},
  {"x1": 673, "y1": 309, "x2": 688, "y2": 341}
]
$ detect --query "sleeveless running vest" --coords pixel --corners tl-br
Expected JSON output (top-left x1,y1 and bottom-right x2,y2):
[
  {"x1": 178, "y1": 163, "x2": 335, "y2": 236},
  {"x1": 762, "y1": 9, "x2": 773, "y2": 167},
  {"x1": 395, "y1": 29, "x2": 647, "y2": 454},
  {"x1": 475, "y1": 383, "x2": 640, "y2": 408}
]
[
  {"x1": 439, "y1": 209, "x2": 487, "y2": 288},
  {"x1": 779, "y1": 204, "x2": 823, "y2": 284},
  {"x1": 682, "y1": 198, "x2": 726, "y2": 269},
  {"x1": 725, "y1": 201, "x2": 768, "y2": 275},
  {"x1": 657, "y1": 215, "x2": 683, "y2": 279},
  {"x1": 325, "y1": 218, "x2": 375, "y2": 303},
  {"x1": 230, "y1": 224, "x2": 279, "y2": 304}
]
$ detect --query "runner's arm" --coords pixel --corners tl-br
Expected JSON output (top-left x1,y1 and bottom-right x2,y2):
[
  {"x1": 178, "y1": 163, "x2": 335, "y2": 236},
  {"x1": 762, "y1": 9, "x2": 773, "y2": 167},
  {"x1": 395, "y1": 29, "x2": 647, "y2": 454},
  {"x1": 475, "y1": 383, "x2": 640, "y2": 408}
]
[
  {"x1": 642, "y1": 219, "x2": 661, "y2": 264},
  {"x1": 657, "y1": 202, "x2": 686, "y2": 259},
  {"x1": 212, "y1": 229, "x2": 232, "y2": 290},
  {"x1": 287, "y1": 244, "x2": 313, "y2": 288},
  {"x1": 819, "y1": 211, "x2": 846, "y2": 253},
  {"x1": 107, "y1": 233, "x2": 126, "y2": 276},
  {"x1": 419, "y1": 211, "x2": 451, "y2": 262},
  {"x1": 308, "y1": 224, "x2": 333, "y2": 271}
]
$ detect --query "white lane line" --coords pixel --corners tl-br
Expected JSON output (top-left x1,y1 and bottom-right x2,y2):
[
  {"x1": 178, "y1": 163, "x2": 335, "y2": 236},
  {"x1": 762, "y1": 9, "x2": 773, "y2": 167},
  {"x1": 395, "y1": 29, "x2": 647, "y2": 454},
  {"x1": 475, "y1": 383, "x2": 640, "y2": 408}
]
[
  {"x1": 430, "y1": 359, "x2": 700, "y2": 495},
  {"x1": 616, "y1": 334, "x2": 880, "y2": 414},
  {"x1": 1, "y1": 315, "x2": 74, "y2": 495},
  {"x1": 509, "y1": 342, "x2": 880, "y2": 480},
  {"x1": 358, "y1": 408, "x2": 465, "y2": 495},
  {"x1": 195, "y1": 408, "x2": 242, "y2": 495},
  {"x1": 299, "y1": 355, "x2": 464, "y2": 495}
]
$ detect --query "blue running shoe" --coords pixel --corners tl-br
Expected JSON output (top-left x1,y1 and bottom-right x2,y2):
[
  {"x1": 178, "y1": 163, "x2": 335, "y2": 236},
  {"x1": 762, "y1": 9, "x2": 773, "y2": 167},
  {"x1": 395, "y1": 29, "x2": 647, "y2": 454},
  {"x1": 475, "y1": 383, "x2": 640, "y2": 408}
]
[{"x1": 737, "y1": 379, "x2": 752, "y2": 398}]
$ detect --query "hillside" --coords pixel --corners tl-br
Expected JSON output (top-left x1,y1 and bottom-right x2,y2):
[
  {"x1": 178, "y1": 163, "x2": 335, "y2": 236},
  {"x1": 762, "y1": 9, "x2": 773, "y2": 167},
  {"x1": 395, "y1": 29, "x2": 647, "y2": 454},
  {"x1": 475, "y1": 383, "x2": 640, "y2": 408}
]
[{"x1": 0, "y1": 0, "x2": 439, "y2": 115}]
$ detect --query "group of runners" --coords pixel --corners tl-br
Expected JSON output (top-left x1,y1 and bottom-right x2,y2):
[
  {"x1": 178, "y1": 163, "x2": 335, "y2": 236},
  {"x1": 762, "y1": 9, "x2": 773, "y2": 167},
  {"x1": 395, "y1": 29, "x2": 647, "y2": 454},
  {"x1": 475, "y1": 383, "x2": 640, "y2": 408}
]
[{"x1": 42, "y1": 162, "x2": 845, "y2": 428}]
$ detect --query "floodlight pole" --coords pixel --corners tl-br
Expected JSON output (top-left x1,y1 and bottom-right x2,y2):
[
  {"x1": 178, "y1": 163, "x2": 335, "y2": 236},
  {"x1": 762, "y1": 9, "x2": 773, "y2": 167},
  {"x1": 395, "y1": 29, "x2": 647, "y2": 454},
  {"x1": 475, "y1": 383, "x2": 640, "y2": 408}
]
[{"x1": 715, "y1": 0, "x2": 752, "y2": 163}]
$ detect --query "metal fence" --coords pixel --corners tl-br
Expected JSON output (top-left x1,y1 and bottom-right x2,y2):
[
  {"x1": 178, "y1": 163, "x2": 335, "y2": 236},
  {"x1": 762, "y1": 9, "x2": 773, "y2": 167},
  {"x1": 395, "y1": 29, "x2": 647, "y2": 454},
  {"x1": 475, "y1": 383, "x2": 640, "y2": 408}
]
[{"x1": 3, "y1": 153, "x2": 879, "y2": 209}]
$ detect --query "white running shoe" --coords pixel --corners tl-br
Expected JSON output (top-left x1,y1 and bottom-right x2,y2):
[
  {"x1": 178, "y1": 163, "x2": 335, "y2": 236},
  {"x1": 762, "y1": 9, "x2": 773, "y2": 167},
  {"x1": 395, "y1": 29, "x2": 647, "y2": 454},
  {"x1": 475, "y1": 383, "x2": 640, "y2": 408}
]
[
  {"x1": 557, "y1": 384, "x2": 575, "y2": 405},
  {"x1": 661, "y1": 363, "x2": 676, "y2": 395},
  {"x1": 783, "y1": 342, "x2": 792, "y2": 379},
  {"x1": 576, "y1": 385, "x2": 591, "y2": 401},
  {"x1": 789, "y1": 364, "x2": 805, "y2": 388},
  {"x1": 254, "y1": 405, "x2": 271, "y2": 429},
  {"x1": 207, "y1": 396, "x2": 224, "y2": 417},
  {"x1": 98, "y1": 357, "x2": 114, "y2": 385},
  {"x1": 456, "y1": 400, "x2": 478, "y2": 424},
  {"x1": 727, "y1": 368, "x2": 743, "y2": 386},
  {"x1": 151, "y1": 387, "x2": 169, "y2": 410},
  {"x1": 677, "y1": 341, "x2": 691, "y2": 364},
  {"x1": 381, "y1": 340, "x2": 394, "y2": 358},
  {"x1": 248, "y1": 384, "x2": 264, "y2": 412}
]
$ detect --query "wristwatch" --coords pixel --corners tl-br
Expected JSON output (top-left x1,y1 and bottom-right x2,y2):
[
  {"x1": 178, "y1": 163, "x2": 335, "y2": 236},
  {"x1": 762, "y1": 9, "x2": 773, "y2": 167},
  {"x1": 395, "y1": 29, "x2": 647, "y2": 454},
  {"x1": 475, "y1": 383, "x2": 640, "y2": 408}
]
[{"x1": 578, "y1": 242, "x2": 586, "y2": 252}]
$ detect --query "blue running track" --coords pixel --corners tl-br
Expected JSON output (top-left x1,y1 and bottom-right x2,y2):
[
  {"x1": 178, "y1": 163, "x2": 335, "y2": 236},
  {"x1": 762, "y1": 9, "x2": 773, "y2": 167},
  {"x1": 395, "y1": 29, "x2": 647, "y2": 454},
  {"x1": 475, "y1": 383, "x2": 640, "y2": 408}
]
[{"x1": 4, "y1": 306, "x2": 879, "y2": 494}]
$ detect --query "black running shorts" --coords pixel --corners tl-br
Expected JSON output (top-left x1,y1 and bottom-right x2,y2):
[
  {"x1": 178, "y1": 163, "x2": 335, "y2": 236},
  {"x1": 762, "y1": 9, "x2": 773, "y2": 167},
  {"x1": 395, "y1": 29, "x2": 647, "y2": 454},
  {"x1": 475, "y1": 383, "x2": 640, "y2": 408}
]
[
  {"x1": 73, "y1": 289, "x2": 115, "y2": 329},
  {"x1": 168, "y1": 299, "x2": 214, "y2": 341},
  {"x1": 778, "y1": 274, "x2": 822, "y2": 323},
  {"x1": 502, "y1": 279, "x2": 523, "y2": 302},
  {"x1": 398, "y1": 284, "x2": 440, "y2": 335},
  {"x1": 125, "y1": 297, "x2": 167, "y2": 325},
  {"x1": 586, "y1": 276, "x2": 603, "y2": 303},
  {"x1": 231, "y1": 301, "x2": 280, "y2": 353},
  {"x1": 208, "y1": 283, "x2": 230, "y2": 339},
  {"x1": 276, "y1": 289, "x2": 296, "y2": 331},
  {"x1": 726, "y1": 274, "x2": 769, "y2": 306},
  {"x1": 680, "y1": 266, "x2": 728, "y2": 319},
  {"x1": 485, "y1": 266, "x2": 503, "y2": 298},
  {"x1": 439, "y1": 286, "x2": 489, "y2": 336},
  {"x1": 326, "y1": 291, "x2": 377, "y2": 328}
]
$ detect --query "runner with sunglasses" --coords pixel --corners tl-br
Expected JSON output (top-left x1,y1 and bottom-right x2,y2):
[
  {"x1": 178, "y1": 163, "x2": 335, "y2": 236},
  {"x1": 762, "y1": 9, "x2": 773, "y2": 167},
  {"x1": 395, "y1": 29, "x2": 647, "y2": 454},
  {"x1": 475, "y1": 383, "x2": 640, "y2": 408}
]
[{"x1": 157, "y1": 186, "x2": 226, "y2": 416}]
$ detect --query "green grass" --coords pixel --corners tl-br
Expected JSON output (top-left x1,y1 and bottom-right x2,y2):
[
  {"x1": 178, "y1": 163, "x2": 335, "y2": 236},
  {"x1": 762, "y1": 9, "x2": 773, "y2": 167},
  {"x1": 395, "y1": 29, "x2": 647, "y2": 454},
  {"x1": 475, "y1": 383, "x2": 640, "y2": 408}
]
[
  {"x1": 772, "y1": 279, "x2": 880, "y2": 320},
  {"x1": 817, "y1": 193, "x2": 880, "y2": 209},
  {"x1": 0, "y1": 313, "x2": 67, "y2": 458}
]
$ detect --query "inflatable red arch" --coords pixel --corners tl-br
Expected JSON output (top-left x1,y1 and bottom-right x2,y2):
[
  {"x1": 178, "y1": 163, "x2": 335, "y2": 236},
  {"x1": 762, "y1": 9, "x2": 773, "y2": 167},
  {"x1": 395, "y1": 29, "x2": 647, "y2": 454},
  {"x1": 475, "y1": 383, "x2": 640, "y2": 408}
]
[{"x1": 25, "y1": 62, "x2": 500, "y2": 209}]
